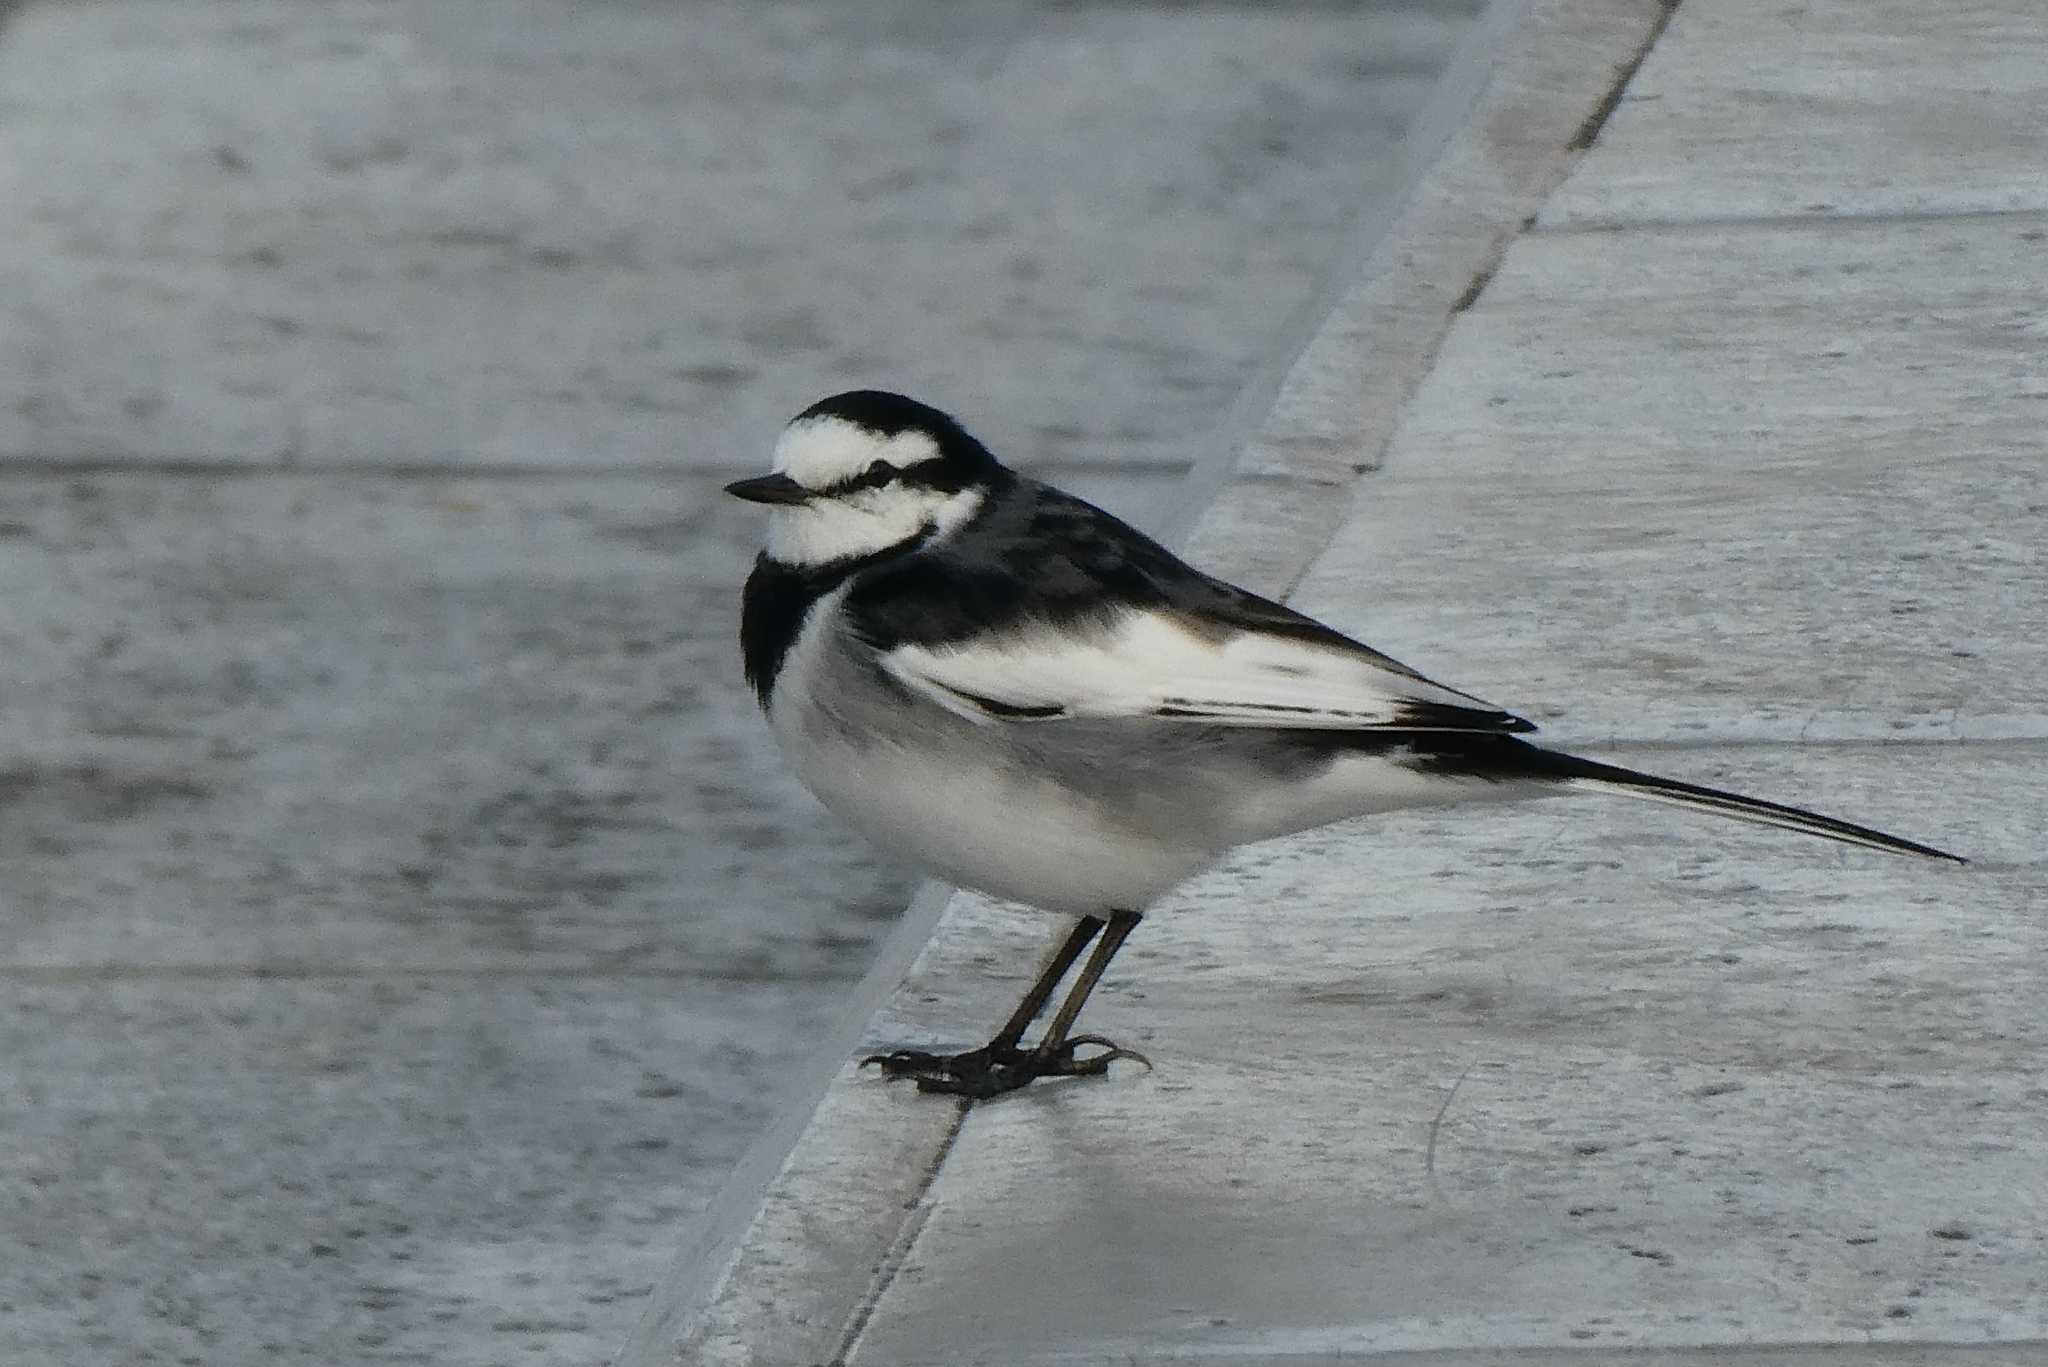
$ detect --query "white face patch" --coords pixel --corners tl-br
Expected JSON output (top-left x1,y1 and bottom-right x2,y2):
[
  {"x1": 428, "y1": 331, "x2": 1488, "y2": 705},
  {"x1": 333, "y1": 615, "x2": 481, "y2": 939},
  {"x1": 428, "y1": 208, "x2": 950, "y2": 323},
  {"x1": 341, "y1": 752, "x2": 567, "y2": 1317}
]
[
  {"x1": 772, "y1": 416, "x2": 940, "y2": 488},
  {"x1": 761, "y1": 416, "x2": 985, "y2": 567},
  {"x1": 765, "y1": 484, "x2": 983, "y2": 566}
]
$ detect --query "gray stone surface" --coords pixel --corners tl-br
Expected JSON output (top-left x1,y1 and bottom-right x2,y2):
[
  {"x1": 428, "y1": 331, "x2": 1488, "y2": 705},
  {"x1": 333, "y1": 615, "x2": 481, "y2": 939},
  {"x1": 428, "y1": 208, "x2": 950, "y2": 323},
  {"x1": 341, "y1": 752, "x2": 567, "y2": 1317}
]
[
  {"x1": 0, "y1": 472, "x2": 1161, "y2": 974},
  {"x1": 0, "y1": 0, "x2": 1470, "y2": 472},
  {"x1": 855, "y1": 750, "x2": 2034, "y2": 1365},
  {"x1": 906, "y1": 1355, "x2": 2048, "y2": 1367},
  {"x1": 0, "y1": 475, "x2": 908, "y2": 1365},
  {"x1": 1544, "y1": 0, "x2": 2048, "y2": 227},
  {"x1": 639, "y1": 0, "x2": 2048, "y2": 1363},
  {"x1": 0, "y1": 463, "x2": 1168, "y2": 1366},
  {"x1": 5, "y1": 977, "x2": 786, "y2": 1366},
  {"x1": 1177, "y1": 0, "x2": 1676, "y2": 580},
  {"x1": 1299, "y1": 216, "x2": 2048, "y2": 745},
  {"x1": 0, "y1": 1, "x2": 1483, "y2": 1363}
]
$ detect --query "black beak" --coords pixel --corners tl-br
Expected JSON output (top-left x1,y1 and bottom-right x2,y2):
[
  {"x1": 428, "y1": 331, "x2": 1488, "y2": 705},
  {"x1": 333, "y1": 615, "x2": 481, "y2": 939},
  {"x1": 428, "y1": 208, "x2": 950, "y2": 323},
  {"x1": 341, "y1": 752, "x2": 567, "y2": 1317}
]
[{"x1": 723, "y1": 473, "x2": 814, "y2": 506}]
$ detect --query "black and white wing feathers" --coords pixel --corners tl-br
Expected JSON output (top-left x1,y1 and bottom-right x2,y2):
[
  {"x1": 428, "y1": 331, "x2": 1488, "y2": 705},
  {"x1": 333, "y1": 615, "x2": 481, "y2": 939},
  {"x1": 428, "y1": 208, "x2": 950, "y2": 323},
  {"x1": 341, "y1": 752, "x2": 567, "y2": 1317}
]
[
  {"x1": 844, "y1": 482, "x2": 1533, "y2": 736},
  {"x1": 878, "y1": 608, "x2": 1533, "y2": 732}
]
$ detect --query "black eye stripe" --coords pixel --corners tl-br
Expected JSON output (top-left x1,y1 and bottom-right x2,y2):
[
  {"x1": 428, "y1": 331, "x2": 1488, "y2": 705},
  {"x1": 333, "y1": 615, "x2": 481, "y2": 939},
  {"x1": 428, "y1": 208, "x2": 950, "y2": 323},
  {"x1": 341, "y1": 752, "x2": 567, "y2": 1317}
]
[
  {"x1": 821, "y1": 457, "x2": 960, "y2": 497},
  {"x1": 902, "y1": 457, "x2": 965, "y2": 490},
  {"x1": 812, "y1": 462, "x2": 892, "y2": 496}
]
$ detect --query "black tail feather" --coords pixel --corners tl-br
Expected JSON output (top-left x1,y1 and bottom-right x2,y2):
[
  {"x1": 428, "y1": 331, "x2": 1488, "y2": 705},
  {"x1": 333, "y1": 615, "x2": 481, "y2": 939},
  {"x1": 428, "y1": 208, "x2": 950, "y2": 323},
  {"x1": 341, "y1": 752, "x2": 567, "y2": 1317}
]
[{"x1": 1415, "y1": 736, "x2": 1964, "y2": 863}]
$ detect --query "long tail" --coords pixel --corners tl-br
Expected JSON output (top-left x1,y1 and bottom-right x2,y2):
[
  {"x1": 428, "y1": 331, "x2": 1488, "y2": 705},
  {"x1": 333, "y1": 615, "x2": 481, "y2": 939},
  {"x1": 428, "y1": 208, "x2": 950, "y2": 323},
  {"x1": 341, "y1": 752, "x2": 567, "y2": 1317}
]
[{"x1": 1521, "y1": 746, "x2": 1964, "y2": 862}]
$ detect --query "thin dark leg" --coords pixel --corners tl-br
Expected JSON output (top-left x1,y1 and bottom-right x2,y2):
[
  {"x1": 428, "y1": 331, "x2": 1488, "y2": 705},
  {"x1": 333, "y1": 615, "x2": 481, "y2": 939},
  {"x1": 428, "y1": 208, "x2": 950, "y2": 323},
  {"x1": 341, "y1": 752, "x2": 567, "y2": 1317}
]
[
  {"x1": 1029, "y1": 909, "x2": 1143, "y2": 1061},
  {"x1": 988, "y1": 914, "x2": 1107, "y2": 1050},
  {"x1": 863, "y1": 916, "x2": 1103, "y2": 1091},
  {"x1": 865, "y1": 910, "x2": 1148, "y2": 1100}
]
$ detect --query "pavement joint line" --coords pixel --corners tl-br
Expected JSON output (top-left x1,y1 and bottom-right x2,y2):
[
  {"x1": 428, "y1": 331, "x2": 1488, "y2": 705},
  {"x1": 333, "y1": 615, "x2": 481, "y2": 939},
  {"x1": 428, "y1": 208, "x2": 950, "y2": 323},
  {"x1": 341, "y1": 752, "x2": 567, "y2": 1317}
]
[
  {"x1": 1450, "y1": 0, "x2": 1679, "y2": 316},
  {"x1": 1534, "y1": 205, "x2": 2048, "y2": 236},
  {"x1": 1221, "y1": 465, "x2": 1374, "y2": 490},
  {"x1": 888, "y1": 1338, "x2": 2048, "y2": 1366},
  {"x1": 1558, "y1": 734, "x2": 2048, "y2": 752},
  {"x1": 0, "y1": 457, "x2": 697, "y2": 480},
  {"x1": 1172, "y1": 0, "x2": 1686, "y2": 590},
  {"x1": 827, "y1": 1101, "x2": 969, "y2": 1367},
  {"x1": 0, "y1": 964, "x2": 837, "y2": 983},
  {"x1": 1564, "y1": 0, "x2": 1682, "y2": 153}
]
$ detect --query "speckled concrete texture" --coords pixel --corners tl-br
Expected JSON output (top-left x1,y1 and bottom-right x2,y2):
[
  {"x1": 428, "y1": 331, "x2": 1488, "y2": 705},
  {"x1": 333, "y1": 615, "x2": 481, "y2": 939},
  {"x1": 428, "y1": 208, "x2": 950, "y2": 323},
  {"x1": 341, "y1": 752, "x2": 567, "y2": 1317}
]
[
  {"x1": 1541, "y1": 0, "x2": 2048, "y2": 226},
  {"x1": 0, "y1": 0, "x2": 1472, "y2": 473}
]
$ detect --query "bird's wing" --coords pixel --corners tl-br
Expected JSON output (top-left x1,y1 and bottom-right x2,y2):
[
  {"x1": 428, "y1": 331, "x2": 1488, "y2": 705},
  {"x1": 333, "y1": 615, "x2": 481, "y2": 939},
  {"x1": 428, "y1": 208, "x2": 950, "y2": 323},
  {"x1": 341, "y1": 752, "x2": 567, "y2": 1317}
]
[{"x1": 877, "y1": 606, "x2": 1533, "y2": 733}]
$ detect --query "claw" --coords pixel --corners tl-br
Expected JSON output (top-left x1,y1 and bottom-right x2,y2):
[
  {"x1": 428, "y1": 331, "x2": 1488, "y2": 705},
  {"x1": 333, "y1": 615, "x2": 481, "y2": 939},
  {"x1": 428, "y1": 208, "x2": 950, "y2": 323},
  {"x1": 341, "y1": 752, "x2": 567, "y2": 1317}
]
[{"x1": 1053, "y1": 1034, "x2": 1153, "y2": 1074}]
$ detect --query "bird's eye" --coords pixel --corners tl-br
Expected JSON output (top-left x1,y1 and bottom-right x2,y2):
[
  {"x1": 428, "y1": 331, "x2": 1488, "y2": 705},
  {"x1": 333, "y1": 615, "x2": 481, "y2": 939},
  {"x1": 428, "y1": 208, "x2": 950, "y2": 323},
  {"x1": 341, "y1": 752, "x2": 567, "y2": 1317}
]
[{"x1": 824, "y1": 460, "x2": 900, "y2": 498}]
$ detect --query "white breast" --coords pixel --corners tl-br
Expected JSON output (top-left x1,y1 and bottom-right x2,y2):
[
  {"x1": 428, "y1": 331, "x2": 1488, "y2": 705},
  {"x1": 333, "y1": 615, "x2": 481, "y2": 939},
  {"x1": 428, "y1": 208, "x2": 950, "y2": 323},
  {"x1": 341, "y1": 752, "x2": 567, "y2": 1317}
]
[{"x1": 765, "y1": 589, "x2": 1215, "y2": 914}]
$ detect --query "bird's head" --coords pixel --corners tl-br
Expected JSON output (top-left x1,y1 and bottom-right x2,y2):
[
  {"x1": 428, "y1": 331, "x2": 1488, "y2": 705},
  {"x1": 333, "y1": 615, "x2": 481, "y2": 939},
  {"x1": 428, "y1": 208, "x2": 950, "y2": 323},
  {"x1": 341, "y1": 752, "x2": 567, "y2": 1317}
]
[{"x1": 726, "y1": 391, "x2": 1005, "y2": 568}]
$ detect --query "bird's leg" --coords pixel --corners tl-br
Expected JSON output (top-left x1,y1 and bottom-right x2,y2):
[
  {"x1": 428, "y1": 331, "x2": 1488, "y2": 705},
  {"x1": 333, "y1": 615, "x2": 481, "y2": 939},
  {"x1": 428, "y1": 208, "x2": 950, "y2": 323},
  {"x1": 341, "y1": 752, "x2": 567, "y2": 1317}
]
[
  {"x1": 984, "y1": 914, "x2": 1108, "y2": 1053},
  {"x1": 863, "y1": 915, "x2": 1104, "y2": 1093},
  {"x1": 1020, "y1": 909, "x2": 1150, "y2": 1080},
  {"x1": 865, "y1": 911, "x2": 1149, "y2": 1099}
]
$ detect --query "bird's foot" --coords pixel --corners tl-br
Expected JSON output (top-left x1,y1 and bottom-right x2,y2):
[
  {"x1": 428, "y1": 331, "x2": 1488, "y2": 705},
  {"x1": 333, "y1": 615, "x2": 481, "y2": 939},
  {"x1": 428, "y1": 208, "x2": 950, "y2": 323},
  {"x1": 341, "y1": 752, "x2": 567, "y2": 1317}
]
[{"x1": 861, "y1": 1035, "x2": 1151, "y2": 1099}]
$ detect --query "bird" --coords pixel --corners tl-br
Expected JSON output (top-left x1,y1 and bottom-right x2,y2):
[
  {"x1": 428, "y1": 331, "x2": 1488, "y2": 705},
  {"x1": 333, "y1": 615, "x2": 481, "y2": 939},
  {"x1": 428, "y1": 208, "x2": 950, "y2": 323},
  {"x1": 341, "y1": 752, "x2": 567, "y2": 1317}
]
[{"x1": 727, "y1": 389, "x2": 1963, "y2": 1100}]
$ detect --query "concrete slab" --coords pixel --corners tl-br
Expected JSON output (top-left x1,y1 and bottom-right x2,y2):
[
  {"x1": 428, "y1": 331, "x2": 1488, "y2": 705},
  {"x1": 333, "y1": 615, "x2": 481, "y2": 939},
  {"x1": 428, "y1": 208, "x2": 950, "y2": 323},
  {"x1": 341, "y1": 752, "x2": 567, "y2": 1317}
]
[
  {"x1": 1544, "y1": 0, "x2": 2048, "y2": 227},
  {"x1": 0, "y1": 463, "x2": 1170, "y2": 1364},
  {"x1": 0, "y1": 0, "x2": 1465, "y2": 471},
  {"x1": 887, "y1": 1352, "x2": 2048, "y2": 1367},
  {"x1": 0, "y1": 974, "x2": 809, "y2": 1367},
  {"x1": 2, "y1": 0, "x2": 1471, "y2": 1358},
  {"x1": 0, "y1": 474, "x2": 897, "y2": 972},
  {"x1": 851, "y1": 743, "x2": 2036, "y2": 1364},
  {"x1": 0, "y1": 467, "x2": 1164, "y2": 971},
  {"x1": 1294, "y1": 215, "x2": 2048, "y2": 746},
  {"x1": 1181, "y1": 0, "x2": 1676, "y2": 583},
  {"x1": 0, "y1": 471, "x2": 938, "y2": 1361}
]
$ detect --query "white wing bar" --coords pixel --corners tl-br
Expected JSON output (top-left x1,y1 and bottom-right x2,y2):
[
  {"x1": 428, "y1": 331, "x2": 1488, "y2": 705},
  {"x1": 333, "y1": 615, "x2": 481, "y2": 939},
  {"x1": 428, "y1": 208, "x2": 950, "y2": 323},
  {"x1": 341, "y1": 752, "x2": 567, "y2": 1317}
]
[{"x1": 880, "y1": 610, "x2": 1520, "y2": 731}]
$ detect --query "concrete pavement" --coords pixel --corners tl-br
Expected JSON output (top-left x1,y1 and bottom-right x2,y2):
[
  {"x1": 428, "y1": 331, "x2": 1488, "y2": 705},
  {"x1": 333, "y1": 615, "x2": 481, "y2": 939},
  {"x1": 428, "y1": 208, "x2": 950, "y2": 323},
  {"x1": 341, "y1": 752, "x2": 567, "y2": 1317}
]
[
  {"x1": 633, "y1": 0, "x2": 2048, "y2": 1363},
  {"x1": 0, "y1": 3, "x2": 1482, "y2": 1362}
]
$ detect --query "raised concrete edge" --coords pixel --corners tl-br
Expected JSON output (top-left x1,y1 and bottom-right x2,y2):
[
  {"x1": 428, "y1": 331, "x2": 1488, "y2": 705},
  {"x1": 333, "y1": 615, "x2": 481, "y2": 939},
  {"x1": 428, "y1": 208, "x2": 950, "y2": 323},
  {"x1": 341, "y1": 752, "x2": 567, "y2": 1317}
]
[
  {"x1": 613, "y1": 2, "x2": 1678, "y2": 1363},
  {"x1": 1174, "y1": 0, "x2": 1678, "y2": 599}
]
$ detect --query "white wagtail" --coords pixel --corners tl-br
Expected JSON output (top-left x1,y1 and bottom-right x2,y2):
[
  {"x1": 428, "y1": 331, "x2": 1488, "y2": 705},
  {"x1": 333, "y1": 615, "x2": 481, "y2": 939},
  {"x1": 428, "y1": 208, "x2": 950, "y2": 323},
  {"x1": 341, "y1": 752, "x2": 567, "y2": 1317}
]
[{"x1": 728, "y1": 390, "x2": 1962, "y2": 1099}]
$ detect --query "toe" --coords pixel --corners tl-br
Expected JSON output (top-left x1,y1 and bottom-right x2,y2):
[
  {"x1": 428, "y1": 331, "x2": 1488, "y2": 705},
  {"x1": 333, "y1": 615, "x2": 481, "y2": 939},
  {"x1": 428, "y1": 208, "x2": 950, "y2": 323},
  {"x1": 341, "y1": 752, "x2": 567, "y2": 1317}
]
[{"x1": 1039, "y1": 1034, "x2": 1152, "y2": 1076}]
